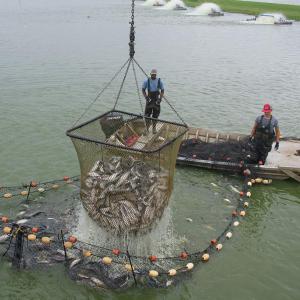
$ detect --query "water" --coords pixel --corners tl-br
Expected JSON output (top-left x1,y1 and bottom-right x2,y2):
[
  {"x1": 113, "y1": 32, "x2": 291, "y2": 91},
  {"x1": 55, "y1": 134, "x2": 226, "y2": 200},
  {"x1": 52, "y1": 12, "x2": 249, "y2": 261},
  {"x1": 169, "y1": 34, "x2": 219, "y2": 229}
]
[{"x1": 0, "y1": 0, "x2": 300, "y2": 299}]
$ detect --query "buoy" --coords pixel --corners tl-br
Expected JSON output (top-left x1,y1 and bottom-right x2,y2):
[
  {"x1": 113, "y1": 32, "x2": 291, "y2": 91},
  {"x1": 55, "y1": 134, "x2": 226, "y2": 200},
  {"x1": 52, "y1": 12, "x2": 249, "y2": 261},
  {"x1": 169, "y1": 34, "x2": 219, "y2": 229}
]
[
  {"x1": 38, "y1": 187, "x2": 45, "y2": 193},
  {"x1": 240, "y1": 210, "x2": 246, "y2": 217},
  {"x1": 1, "y1": 216, "x2": 9, "y2": 223},
  {"x1": 63, "y1": 176, "x2": 70, "y2": 181},
  {"x1": 202, "y1": 253, "x2": 210, "y2": 262},
  {"x1": 41, "y1": 237, "x2": 51, "y2": 244},
  {"x1": 112, "y1": 248, "x2": 121, "y2": 256},
  {"x1": 149, "y1": 270, "x2": 159, "y2": 277},
  {"x1": 233, "y1": 221, "x2": 240, "y2": 227},
  {"x1": 262, "y1": 179, "x2": 270, "y2": 185},
  {"x1": 28, "y1": 234, "x2": 36, "y2": 241},
  {"x1": 210, "y1": 239, "x2": 217, "y2": 245},
  {"x1": 68, "y1": 236, "x2": 77, "y2": 244},
  {"x1": 31, "y1": 181, "x2": 38, "y2": 187},
  {"x1": 232, "y1": 211, "x2": 237, "y2": 217},
  {"x1": 83, "y1": 250, "x2": 92, "y2": 257},
  {"x1": 268, "y1": 179, "x2": 272, "y2": 184},
  {"x1": 186, "y1": 263, "x2": 194, "y2": 270},
  {"x1": 255, "y1": 178, "x2": 262, "y2": 183},
  {"x1": 32, "y1": 227, "x2": 39, "y2": 233},
  {"x1": 52, "y1": 184, "x2": 59, "y2": 189},
  {"x1": 64, "y1": 241, "x2": 73, "y2": 249},
  {"x1": 243, "y1": 169, "x2": 251, "y2": 176},
  {"x1": 216, "y1": 243, "x2": 223, "y2": 251},
  {"x1": 3, "y1": 227, "x2": 12, "y2": 234},
  {"x1": 226, "y1": 232, "x2": 233, "y2": 239},
  {"x1": 168, "y1": 269, "x2": 177, "y2": 276},
  {"x1": 20, "y1": 190, "x2": 28, "y2": 196},
  {"x1": 125, "y1": 264, "x2": 134, "y2": 272},
  {"x1": 3, "y1": 193, "x2": 12, "y2": 199},
  {"x1": 149, "y1": 255, "x2": 157, "y2": 263},
  {"x1": 244, "y1": 201, "x2": 249, "y2": 208},
  {"x1": 102, "y1": 256, "x2": 112, "y2": 265},
  {"x1": 246, "y1": 191, "x2": 251, "y2": 197},
  {"x1": 239, "y1": 191, "x2": 244, "y2": 197},
  {"x1": 180, "y1": 251, "x2": 188, "y2": 259},
  {"x1": 247, "y1": 182, "x2": 252, "y2": 187}
]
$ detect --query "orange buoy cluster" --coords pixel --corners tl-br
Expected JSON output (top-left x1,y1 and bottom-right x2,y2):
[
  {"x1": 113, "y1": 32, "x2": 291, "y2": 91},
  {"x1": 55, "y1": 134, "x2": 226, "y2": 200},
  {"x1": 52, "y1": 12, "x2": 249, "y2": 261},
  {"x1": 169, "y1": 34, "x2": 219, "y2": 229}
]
[
  {"x1": 0, "y1": 176, "x2": 77, "y2": 200},
  {"x1": 0, "y1": 170, "x2": 274, "y2": 284}
]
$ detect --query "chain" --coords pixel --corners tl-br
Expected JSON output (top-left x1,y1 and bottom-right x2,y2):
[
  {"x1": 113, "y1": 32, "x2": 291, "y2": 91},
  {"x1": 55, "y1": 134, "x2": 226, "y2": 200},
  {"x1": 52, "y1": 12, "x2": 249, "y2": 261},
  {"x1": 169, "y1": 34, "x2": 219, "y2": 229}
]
[{"x1": 129, "y1": 0, "x2": 135, "y2": 58}]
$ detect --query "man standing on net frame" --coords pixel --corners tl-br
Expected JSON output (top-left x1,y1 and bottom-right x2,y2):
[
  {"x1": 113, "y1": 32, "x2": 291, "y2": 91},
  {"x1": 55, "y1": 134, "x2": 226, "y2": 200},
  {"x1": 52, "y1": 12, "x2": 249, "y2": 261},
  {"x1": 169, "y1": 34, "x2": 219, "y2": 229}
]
[
  {"x1": 250, "y1": 103, "x2": 280, "y2": 165},
  {"x1": 142, "y1": 69, "x2": 164, "y2": 134}
]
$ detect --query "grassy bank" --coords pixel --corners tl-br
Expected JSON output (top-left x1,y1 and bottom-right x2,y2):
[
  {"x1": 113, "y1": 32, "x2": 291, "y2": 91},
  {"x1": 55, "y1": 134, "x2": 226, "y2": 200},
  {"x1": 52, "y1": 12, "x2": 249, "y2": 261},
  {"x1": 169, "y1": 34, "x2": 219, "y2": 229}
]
[{"x1": 184, "y1": 0, "x2": 300, "y2": 21}]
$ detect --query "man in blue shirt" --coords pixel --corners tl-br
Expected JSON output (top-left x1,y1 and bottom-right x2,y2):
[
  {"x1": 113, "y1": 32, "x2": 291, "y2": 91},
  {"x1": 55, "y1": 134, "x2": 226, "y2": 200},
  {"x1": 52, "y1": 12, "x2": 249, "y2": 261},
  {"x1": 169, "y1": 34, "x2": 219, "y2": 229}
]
[{"x1": 142, "y1": 69, "x2": 164, "y2": 134}]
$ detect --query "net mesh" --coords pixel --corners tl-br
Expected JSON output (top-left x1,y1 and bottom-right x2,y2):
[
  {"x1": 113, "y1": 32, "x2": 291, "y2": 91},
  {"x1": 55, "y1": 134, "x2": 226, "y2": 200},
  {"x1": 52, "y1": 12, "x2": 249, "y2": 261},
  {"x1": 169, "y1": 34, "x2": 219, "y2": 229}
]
[
  {"x1": 179, "y1": 138, "x2": 258, "y2": 164},
  {"x1": 67, "y1": 110, "x2": 187, "y2": 234}
]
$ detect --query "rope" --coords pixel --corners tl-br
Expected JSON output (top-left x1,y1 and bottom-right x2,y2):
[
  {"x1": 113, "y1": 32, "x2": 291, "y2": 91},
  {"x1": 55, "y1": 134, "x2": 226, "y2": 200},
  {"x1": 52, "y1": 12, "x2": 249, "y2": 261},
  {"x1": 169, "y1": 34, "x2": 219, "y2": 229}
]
[
  {"x1": 133, "y1": 58, "x2": 187, "y2": 125},
  {"x1": 113, "y1": 58, "x2": 132, "y2": 110},
  {"x1": 132, "y1": 61, "x2": 144, "y2": 114},
  {"x1": 72, "y1": 58, "x2": 130, "y2": 127}
]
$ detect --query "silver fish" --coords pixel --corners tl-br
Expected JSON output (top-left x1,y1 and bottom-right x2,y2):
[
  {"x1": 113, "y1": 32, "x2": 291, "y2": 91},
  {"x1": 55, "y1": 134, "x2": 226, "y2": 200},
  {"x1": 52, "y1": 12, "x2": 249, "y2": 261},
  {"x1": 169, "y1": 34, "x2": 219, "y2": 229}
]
[
  {"x1": 0, "y1": 234, "x2": 9, "y2": 243},
  {"x1": 230, "y1": 185, "x2": 240, "y2": 193},
  {"x1": 16, "y1": 219, "x2": 28, "y2": 224},
  {"x1": 91, "y1": 277, "x2": 105, "y2": 287},
  {"x1": 69, "y1": 259, "x2": 81, "y2": 269}
]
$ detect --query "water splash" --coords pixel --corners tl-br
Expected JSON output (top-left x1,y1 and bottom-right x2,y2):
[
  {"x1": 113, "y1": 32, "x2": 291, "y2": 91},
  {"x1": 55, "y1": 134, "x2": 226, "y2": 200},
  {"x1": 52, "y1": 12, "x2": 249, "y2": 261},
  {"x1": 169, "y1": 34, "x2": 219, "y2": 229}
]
[
  {"x1": 142, "y1": 0, "x2": 166, "y2": 7},
  {"x1": 73, "y1": 202, "x2": 183, "y2": 257},
  {"x1": 186, "y1": 2, "x2": 223, "y2": 16},
  {"x1": 158, "y1": 0, "x2": 187, "y2": 10}
]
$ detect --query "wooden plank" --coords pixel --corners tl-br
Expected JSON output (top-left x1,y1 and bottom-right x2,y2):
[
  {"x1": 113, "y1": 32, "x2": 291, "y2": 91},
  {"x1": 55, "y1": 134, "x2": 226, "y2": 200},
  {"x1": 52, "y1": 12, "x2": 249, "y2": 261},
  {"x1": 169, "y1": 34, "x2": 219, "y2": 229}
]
[{"x1": 279, "y1": 168, "x2": 300, "y2": 183}]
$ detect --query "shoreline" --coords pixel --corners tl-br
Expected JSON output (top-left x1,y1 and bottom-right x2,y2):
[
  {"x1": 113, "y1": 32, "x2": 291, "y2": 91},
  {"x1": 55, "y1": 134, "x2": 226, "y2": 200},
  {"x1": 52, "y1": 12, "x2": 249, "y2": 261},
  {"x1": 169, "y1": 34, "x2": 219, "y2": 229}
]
[{"x1": 184, "y1": 0, "x2": 300, "y2": 20}]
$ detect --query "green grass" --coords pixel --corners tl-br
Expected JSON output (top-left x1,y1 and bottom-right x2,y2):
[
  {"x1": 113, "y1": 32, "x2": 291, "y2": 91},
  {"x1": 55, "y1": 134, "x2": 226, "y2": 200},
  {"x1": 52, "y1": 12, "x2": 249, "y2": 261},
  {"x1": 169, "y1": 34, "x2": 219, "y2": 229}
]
[{"x1": 184, "y1": 0, "x2": 300, "y2": 21}]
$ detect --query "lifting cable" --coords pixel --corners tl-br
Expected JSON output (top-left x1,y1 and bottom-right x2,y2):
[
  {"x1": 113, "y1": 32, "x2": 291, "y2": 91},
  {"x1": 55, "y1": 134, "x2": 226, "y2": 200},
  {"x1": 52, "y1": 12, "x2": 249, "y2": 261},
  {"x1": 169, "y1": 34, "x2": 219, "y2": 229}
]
[{"x1": 72, "y1": 0, "x2": 186, "y2": 126}]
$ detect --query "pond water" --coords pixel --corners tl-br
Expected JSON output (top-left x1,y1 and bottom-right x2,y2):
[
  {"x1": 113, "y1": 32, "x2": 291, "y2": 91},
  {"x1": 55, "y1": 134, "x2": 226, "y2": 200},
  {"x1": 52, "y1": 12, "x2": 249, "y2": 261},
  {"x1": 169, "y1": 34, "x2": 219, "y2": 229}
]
[{"x1": 0, "y1": 0, "x2": 299, "y2": 299}]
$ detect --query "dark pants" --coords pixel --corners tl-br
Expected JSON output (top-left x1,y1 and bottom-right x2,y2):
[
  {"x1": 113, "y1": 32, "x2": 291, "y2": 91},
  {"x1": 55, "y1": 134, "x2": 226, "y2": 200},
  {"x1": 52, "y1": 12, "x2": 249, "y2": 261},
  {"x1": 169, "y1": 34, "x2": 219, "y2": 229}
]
[
  {"x1": 254, "y1": 134, "x2": 273, "y2": 164},
  {"x1": 145, "y1": 103, "x2": 160, "y2": 131}
]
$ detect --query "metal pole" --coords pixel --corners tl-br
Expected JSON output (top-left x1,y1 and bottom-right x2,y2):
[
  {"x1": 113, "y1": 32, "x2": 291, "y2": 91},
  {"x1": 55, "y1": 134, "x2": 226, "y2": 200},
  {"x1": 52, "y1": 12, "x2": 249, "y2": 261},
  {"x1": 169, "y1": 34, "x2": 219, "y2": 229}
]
[
  {"x1": 12, "y1": 226, "x2": 25, "y2": 269},
  {"x1": 126, "y1": 248, "x2": 137, "y2": 286}
]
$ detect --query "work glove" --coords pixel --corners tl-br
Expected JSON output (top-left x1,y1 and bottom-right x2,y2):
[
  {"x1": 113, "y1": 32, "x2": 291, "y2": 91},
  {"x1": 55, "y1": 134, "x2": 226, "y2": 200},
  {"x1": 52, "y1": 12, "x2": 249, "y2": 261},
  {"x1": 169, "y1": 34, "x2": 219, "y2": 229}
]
[{"x1": 274, "y1": 141, "x2": 279, "y2": 150}]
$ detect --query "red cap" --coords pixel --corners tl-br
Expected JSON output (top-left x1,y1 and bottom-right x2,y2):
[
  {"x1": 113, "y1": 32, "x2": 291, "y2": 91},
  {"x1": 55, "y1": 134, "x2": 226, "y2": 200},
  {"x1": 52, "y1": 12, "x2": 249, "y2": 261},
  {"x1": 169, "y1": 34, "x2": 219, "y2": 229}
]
[{"x1": 262, "y1": 104, "x2": 272, "y2": 113}]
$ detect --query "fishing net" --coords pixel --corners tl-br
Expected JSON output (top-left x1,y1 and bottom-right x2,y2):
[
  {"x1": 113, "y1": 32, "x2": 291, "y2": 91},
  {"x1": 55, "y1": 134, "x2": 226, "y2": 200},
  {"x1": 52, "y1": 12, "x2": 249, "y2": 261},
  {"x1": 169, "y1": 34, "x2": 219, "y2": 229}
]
[
  {"x1": 67, "y1": 110, "x2": 188, "y2": 234},
  {"x1": 0, "y1": 169, "x2": 259, "y2": 290},
  {"x1": 179, "y1": 138, "x2": 258, "y2": 164}
]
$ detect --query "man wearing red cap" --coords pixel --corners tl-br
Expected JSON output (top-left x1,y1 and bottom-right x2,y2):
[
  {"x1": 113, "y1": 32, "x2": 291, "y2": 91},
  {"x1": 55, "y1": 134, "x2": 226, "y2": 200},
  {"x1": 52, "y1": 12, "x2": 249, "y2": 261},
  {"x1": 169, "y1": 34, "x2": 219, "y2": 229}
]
[{"x1": 250, "y1": 104, "x2": 280, "y2": 165}]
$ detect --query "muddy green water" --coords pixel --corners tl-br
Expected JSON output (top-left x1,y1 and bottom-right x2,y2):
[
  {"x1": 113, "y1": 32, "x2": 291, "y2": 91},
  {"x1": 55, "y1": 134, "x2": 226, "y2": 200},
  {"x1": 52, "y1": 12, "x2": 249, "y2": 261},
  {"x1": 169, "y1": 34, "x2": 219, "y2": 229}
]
[{"x1": 0, "y1": 0, "x2": 300, "y2": 299}]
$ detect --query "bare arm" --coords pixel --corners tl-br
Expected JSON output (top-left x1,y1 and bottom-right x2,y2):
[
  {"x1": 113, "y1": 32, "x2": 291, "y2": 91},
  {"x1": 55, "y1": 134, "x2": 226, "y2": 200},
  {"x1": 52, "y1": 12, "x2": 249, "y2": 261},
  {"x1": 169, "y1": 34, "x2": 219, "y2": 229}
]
[
  {"x1": 251, "y1": 122, "x2": 258, "y2": 137},
  {"x1": 142, "y1": 88, "x2": 147, "y2": 99},
  {"x1": 159, "y1": 89, "x2": 164, "y2": 100},
  {"x1": 275, "y1": 127, "x2": 280, "y2": 143}
]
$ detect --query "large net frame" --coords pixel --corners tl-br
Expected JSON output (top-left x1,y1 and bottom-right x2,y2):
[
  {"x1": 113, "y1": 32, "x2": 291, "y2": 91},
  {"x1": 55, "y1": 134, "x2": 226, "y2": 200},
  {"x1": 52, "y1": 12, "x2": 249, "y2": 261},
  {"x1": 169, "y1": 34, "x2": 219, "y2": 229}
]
[{"x1": 67, "y1": 110, "x2": 187, "y2": 233}]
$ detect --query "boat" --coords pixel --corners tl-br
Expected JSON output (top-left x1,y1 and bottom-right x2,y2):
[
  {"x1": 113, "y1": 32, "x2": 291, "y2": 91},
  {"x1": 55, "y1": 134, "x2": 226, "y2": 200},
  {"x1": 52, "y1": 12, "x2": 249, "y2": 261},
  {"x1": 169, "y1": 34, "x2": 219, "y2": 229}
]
[
  {"x1": 174, "y1": 4, "x2": 187, "y2": 11},
  {"x1": 208, "y1": 9, "x2": 224, "y2": 16},
  {"x1": 241, "y1": 13, "x2": 293, "y2": 25},
  {"x1": 176, "y1": 127, "x2": 300, "y2": 181}
]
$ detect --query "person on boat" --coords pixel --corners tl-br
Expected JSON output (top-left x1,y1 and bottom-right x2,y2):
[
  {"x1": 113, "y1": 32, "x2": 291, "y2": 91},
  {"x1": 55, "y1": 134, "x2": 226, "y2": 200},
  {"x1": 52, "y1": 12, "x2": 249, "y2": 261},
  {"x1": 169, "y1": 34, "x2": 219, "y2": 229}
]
[
  {"x1": 142, "y1": 69, "x2": 164, "y2": 134},
  {"x1": 250, "y1": 103, "x2": 280, "y2": 165}
]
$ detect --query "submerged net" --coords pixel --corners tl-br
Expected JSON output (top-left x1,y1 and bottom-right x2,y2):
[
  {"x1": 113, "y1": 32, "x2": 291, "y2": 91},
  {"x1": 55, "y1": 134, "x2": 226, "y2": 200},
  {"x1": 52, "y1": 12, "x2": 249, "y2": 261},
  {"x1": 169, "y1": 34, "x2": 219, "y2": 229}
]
[
  {"x1": 179, "y1": 138, "x2": 258, "y2": 164},
  {"x1": 67, "y1": 110, "x2": 187, "y2": 234}
]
